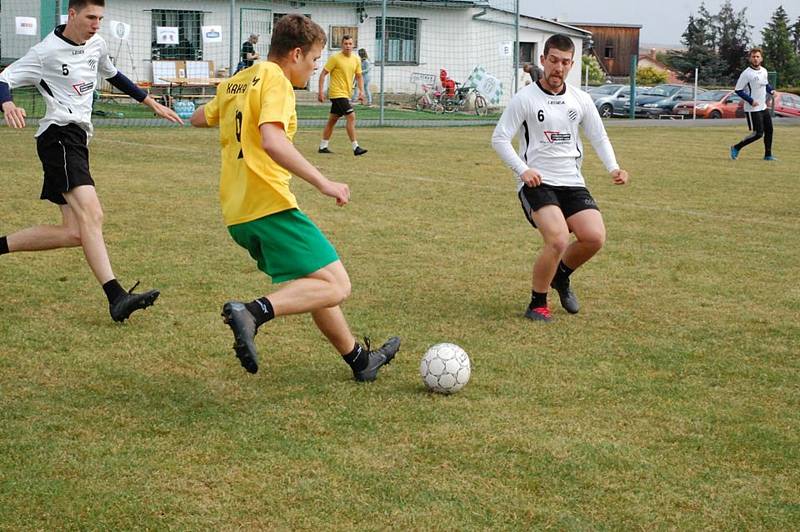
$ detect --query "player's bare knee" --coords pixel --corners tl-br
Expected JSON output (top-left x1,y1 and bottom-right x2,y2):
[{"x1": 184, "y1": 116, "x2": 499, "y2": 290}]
[
  {"x1": 64, "y1": 226, "x2": 82, "y2": 246},
  {"x1": 547, "y1": 235, "x2": 570, "y2": 256}
]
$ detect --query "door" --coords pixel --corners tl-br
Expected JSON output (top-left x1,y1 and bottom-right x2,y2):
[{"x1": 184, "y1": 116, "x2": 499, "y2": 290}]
[{"x1": 239, "y1": 8, "x2": 272, "y2": 63}]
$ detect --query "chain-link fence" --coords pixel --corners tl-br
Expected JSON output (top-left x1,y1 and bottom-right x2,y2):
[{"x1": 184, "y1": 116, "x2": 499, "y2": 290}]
[{"x1": 1, "y1": 0, "x2": 593, "y2": 127}]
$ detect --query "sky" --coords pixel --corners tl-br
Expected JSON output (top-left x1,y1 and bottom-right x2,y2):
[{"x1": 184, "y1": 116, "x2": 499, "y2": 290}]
[{"x1": 519, "y1": 0, "x2": 800, "y2": 47}]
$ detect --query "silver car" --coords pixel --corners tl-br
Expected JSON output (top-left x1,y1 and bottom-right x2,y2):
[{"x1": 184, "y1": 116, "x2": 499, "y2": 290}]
[{"x1": 588, "y1": 84, "x2": 645, "y2": 118}]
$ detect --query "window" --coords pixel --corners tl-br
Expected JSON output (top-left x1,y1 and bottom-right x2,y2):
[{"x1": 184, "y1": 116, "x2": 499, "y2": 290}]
[
  {"x1": 375, "y1": 17, "x2": 419, "y2": 65},
  {"x1": 272, "y1": 13, "x2": 312, "y2": 34},
  {"x1": 604, "y1": 43, "x2": 615, "y2": 59},
  {"x1": 151, "y1": 9, "x2": 204, "y2": 60},
  {"x1": 519, "y1": 42, "x2": 537, "y2": 64},
  {"x1": 329, "y1": 26, "x2": 359, "y2": 50}
]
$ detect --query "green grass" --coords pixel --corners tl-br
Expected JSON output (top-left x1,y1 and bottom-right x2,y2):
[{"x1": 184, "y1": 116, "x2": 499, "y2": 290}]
[{"x1": 1, "y1": 123, "x2": 799, "y2": 529}]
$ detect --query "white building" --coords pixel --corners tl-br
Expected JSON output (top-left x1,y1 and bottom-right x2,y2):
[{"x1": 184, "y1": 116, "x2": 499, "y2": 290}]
[{"x1": 1, "y1": 0, "x2": 590, "y2": 105}]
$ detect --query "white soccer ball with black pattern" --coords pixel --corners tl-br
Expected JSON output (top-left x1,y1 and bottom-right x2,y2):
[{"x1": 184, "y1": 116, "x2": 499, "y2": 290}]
[{"x1": 420, "y1": 343, "x2": 471, "y2": 394}]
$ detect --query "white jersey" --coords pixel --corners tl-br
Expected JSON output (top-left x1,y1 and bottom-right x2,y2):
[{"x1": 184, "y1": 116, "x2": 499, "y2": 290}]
[
  {"x1": 735, "y1": 66, "x2": 769, "y2": 113},
  {"x1": 0, "y1": 26, "x2": 117, "y2": 138},
  {"x1": 492, "y1": 81, "x2": 619, "y2": 190}
]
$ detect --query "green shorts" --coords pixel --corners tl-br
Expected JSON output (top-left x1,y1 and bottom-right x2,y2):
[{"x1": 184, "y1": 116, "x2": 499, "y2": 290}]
[{"x1": 228, "y1": 209, "x2": 339, "y2": 283}]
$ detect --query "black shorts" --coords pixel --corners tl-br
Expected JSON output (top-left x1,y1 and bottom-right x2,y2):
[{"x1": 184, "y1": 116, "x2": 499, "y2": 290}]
[
  {"x1": 329, "y1": 97, "x2": 354, "y2": 117},
  {"x1": 518, "y1": 184, "x2": 599, "y2": 229},
  {"x1": 36, "y1": 123, "x2": 93, "y2": 205}
]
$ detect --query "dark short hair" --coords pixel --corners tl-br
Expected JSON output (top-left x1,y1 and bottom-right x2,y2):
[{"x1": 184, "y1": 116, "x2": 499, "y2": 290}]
[
  {"x1": 68, "y1": 0, "x2": 104, "y2": 10},
  {"x1": 269, "y1": 14, "x2": 327, "y2": 57},
  {"x1": 342, "y1": 35, "x2": 353, "y2": 42},
  {"x1": 543, "y1": 34, "x2": 575, "y2": 57}
]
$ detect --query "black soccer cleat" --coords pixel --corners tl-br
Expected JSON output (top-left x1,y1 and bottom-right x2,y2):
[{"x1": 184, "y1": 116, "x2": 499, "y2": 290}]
[
  {"x1": 353, "y1": 146, "x2": 368, "y2": 156},
  {"x1": 524, "y1": 306, "x2": 553, "y2": 322},
  {"x1": 109, "y1": 281, "x2": 160, "y2": 322},
  {"x1": 551, "y1": 276, "x2": 580, "y2": 314},
  {"x1": 318, "y1": 147, "x2": 333, "y2": 154},
  {"x1": 221, "y1": 301, "x2": 259, "y2": 374},
  {"x1": 353, "y1": 336, "x2": 401, "y2": 382}
]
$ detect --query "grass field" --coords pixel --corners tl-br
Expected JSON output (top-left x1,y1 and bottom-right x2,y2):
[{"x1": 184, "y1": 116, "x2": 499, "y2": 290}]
[{"x1": 1, "y1": 123, "x2": 799, "y2": 529}]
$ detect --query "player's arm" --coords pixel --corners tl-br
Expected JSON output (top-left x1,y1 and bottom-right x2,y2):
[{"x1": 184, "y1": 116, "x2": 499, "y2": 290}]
[
  {"x1": 317, "y1": 69, "x2": 329, "y2": 102},
  {"x1": 581, "y1": 95, "x2": 628, "y2": 185},
  {"x1": 0, "y1": 48, "x2": 43, "y2": 128},
  {"x1": 355, "y1": 72, "x2": 365, "y2": 103},
  {"x1": 104, "y1": 71, "x2": 182, "y2": 124},
  {"x1": 734, "y1": 71, "x2": 757, "y2": 107},
  {"x1": 260, "y1": 122, "x2": 349, "y2": 206},
  {"x1": 189, "y1": 105, "x2": 210, "y2": 127},
  {"x1": 491, "y1": 95, "x2": 543, "y2": 186}
]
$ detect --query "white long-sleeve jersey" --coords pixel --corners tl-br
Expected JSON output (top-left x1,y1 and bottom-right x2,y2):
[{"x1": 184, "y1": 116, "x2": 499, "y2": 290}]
[
  {"x1": 0, "y1": 25, "x2": 117, "y2": 138},
  {"x1": 492, "y1": 81, "x2": 619, "y2": 191},
  {"x1": 735, "y1": 66, "x2": 770, "y2": 112}
]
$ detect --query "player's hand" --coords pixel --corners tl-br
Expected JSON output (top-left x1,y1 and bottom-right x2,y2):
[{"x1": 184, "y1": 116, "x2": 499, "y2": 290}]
[
  {"x1": 752, "y1": 100, "x2": 760, "y2": 108},
  {"x1": 319, "y1": 179, "x2": 350, "y2": 206},
  {"x1": 520, "y1": 168, "x2": 543, "y2": 187},
  {"x1": 2, "y1": 102, "x2": 27, "y2": 128},
  {"x1": 317, "y1": 93, "x2": 325, "y2": 103},
  {"x1": 358, "y1": 94, "x2": 365, "y2": 104},
  {"x1": 611, "y1": 169, "x2": 629, "y2": 185},
  {"x1": 151, "y1": 101, "x2": 184, "y2": 125}
]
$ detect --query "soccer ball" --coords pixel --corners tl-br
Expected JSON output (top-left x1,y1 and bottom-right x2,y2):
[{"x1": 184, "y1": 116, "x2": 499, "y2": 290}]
[{"x1": 420, "y1": 343, "x2": 471, "y2": 394}]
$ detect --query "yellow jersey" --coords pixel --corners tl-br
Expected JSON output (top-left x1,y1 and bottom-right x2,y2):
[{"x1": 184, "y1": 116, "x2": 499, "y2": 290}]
[
  {"x1": 324, "y1": 52, "x2": 362, "y2": 99},
  {"x1": 204, "y1": 61, "x2": 298, "y2": 226}
]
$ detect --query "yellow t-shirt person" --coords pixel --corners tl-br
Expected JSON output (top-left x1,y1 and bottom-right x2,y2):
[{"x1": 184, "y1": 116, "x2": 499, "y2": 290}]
[
  {"x1": 324, "y1": 52, "x2": 362, "y2": 99},
  {"x1": 204, "y1": 62, "x2": 298, "y2": 226}
]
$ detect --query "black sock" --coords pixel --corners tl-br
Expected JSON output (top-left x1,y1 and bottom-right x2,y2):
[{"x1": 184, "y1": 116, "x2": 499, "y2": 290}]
[
  {"x1": 554, "y1": 260, "x2": 574, "y2": 282},
  {"x1": 530, "y1": 290, "x2": 548, "y2": 309},
  {"x1": 0, "y1": 236, "x2": 8, "y2": 255},
  {"x1": 103, "y1": 279, "x2": 126, "y2": 304},
  {"x1": 245, "y1": 297, "x2": 275, "y2": 327},
  {"x1": 342, "y1": 342, "x2": 368, "y2": 372}
]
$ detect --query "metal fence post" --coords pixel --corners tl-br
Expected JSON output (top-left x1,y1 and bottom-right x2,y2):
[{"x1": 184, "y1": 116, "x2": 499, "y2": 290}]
[
  {"x1": 514, "y1": 0, "x2": 519, "y2": 94},
  {"x1": 629, "y1": 54, "x2": 637, "y2": 120},
  {"x1": 230, "y1": 0, "x2": 237, "y2": 74},
  {"x1": 379, "y1": 0, "x2": 387, "y2": 126}
]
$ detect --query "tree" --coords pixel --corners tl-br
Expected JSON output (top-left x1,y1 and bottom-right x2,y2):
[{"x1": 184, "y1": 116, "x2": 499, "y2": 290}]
[
  {"x1": 761, "y1": 6, "x2": 800, "y2": 86},
  {"x1": 665, "y1": 9, "x2": 727, "y2": 84},
  {"x1": 637, "y1": 66, "x2": 668, "y2": 85},
  {"x1": 581, "y1": 54, "x2": 607, "y2": 86},
  {"x1": 792, "y1": 16, "x2": 800, "y2": 54},
  {"x1": 714, "y1": 0, "x2": 751, "y2": 82}
]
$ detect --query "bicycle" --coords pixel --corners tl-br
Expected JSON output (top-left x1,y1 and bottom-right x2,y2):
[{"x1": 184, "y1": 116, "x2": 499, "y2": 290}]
[
  {"x1": 415, "y1": 83, "x2": 445, "y2": 113},
  {"x1": 440, "y1": 83, "x2": 488, "y2": 116}
]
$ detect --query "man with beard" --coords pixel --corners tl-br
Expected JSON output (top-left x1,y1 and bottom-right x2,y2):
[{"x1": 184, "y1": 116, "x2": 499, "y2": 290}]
[
  {"x1": 730, "y1": 48, "x2": 776, "y2": 161},
  {"x1": 491, "y1": 34, "x2": 629, "y2": 323}
]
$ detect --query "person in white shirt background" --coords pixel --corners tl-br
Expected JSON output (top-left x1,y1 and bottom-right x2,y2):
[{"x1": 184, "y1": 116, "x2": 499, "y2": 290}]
[
  {"x1": 0, "y1": 0, "x2": 183, "y2": 322},
  {"x1": 492, "y1": 33, "x2": 629, "y2": 323},
  {"x1": 730, "y1": 48, "x2": 776, "y2": 161}
]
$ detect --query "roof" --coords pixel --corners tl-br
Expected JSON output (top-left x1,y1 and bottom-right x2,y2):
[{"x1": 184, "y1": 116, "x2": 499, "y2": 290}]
[{"x1": 566, "y1": 22, "x2": 643, "y2": 30}]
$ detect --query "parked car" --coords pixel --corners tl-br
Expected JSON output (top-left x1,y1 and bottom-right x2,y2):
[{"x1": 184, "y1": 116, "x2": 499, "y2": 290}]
[
  {"x1": 772, "y1": 91, "x2": 800, "y2": 117},
  {"x1": 588, "y1": 84, "x2": 650, "y2": 117},
  {"x1": 672, "y1": 90, "x2": 744, "y2": 118},
  {"x1": 588, "y1": 84, "x2": 627, "y2": 118},
  {"x1": 636, "y1": 84, "x2": 704, "y2": 117}
]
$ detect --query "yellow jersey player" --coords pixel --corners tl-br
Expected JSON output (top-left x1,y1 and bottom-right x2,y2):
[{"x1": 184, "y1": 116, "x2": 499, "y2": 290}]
[{"x1": 190, "y1": 14, "x2": 400, "y2": 379}]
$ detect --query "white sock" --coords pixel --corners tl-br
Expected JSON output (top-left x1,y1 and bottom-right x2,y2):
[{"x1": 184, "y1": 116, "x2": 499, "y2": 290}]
[
  {"x1": 352, "y1": 141, "x2": 359, "y2": 150},
  {"x1": 320, "y1": 139, "x2": 329, "y2": 149}
]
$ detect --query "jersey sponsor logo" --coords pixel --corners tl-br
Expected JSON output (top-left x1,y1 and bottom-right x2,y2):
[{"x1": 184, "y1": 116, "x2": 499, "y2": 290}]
[
  {"x1": 567, "y1": 108, "x2": 578, "y2": 121},
  {"x1": 72, "y1": 80, "x2": 95, "y2": 95},
  {"x1": 72, "y1": 50, "x2": 85, "y2": 55},
  {"x1": 548, "y1": 100, "x2": 565, "y2": 104},
  {"x1": 226, "y1": 83, "x2": 249, "y2": 95},
  {"x1": 543, "y1": 130, "x2": 572, "y2": 143}
]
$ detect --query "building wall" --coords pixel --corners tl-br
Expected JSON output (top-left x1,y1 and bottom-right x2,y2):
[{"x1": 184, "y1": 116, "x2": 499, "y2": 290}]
[
  {"x1": 2, "y1": 1, "x2": 585, "y2": 104},
  {"x1": 578, "y1": 25, "x2": 639, "y2": 77}
]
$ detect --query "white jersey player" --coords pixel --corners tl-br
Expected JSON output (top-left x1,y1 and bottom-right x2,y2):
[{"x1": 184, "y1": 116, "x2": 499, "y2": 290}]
[
  {"x1": 492, "y1": 33, "x2": 629, "y2": 322},
  {"x1": 730, "y1": 48, "x2": 776, "y2": 161},
  {"x1": 0, "y1": 0, "x2": 182, "y2": 323}
]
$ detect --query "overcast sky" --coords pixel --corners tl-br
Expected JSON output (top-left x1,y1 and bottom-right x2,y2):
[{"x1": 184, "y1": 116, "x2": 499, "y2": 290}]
[{"x1": 520, "y1": 0, "x2": 800, "y2": 46}]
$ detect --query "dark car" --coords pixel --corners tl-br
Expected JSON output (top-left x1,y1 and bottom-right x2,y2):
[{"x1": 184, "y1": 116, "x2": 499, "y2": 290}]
[
  {"x1": 636, "y1": 84, "x2": 704, "y2": 118},
  {"x1": 773, "y1": 91, "x2": 800, "y2": 118}
]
